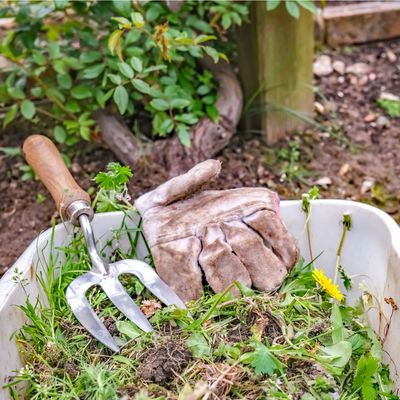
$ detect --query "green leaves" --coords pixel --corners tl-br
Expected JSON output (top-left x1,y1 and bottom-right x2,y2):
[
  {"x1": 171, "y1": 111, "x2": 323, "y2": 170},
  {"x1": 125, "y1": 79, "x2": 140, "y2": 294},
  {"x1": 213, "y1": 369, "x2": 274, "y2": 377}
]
[
  {"x1": 241, "y1": 344, "x2": 279, "y2": 375},
  {"x1": 131, "y1": 12, "x2": 144, "y2": 29},
  {"x1": 171, "y1": 99, "x2": 191, "y2": 109},
  {"x1": 113, "y1": 85, "x2": 129, "y2": 114},
  {"x1": 130, "y1": 56, "x2": 143, "y2": 73},
  {"x1": 118, "y1": 62, "x2": 134, "y2": 79},
  {"x1": 0, "y1": 0, "x2": 225, "y2": 148},
  {"x1": 266, "y1": 0, "x2": 316, "y2": 16},
  {"x1": 285, "y1": 1, "x2": 300, "y2": 18},
  {"x1": 150, "y1": 98, "x2": 169, "y2": 111},
  {"x1": 20, "y1": 99, "x2": 36, "y2": 120},
  {"x1": 377, "y1": 98, "x2": 400, "y2": 118},
  {"x1": 82, "y1": 64, "x2": 105, "y2": 79},
  {"x1": 8, "y1": 87, "x2": 25, "y2": 100},
  {"x1": 57, "y1": 74, "x2": 72, "y2": 89},
  {"x1": 177, "y1": 124, "x2": 191, "y2": 147},
  {"x1": 186, "y1": 332, "x2": 211, "y2": 359},
  {"x1": 116, "y1": 320, "x2": 142, "y2": 340},
  {"x1": 53, "y1": 126, "x2": 67, "y2": 143},
  {"x1": 266, "y1": 0, "x2": 281, "y2": 11},
  {"x1": 353, "y1": 356, "x2": 379, "y2": 400},
  {"x1": 71, "y1": 85, "x2": 92, "y2": 99},
  {"x1": 319, "y1": 340, "x2": 352, "y2": 368},
  {"x1": 131, "y1": 78, "x2": 151, "y2": 94},
  {"x1": 3, "y1": 104, "x2": 18, "y2": 128},
  {"x1": 94, "y1": 162, "x2": 132, "y2": 191}
]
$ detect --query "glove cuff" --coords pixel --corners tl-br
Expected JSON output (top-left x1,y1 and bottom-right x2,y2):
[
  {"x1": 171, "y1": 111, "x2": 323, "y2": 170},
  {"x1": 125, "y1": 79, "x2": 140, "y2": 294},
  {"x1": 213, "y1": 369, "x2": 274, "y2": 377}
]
[{"x1": 135, "y1": 159, "x2": 221, "y2": 214}]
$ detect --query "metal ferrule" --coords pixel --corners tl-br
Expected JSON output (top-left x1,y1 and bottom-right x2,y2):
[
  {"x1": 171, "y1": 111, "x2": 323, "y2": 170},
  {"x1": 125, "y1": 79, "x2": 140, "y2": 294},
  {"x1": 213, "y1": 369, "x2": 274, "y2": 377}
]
[{"x1": 65, "y1": 200, "x2": 94, "y2": 226}]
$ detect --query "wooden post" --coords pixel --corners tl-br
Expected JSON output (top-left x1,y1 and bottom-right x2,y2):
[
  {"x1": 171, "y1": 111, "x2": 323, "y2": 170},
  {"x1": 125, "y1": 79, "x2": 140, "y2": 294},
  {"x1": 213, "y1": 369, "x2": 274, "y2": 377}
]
[{"x1": 238, "y1": 2, "x2": 314, "y2": 143}]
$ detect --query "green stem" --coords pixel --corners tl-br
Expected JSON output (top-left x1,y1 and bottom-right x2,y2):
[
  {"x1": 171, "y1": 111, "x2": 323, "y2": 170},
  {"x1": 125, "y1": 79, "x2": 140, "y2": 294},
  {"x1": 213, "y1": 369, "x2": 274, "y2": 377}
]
[
  {"x1": 334, "y1": 213, "x2": 351, "y2": 285},
  {"x1": 306, "y1": 211, "x2": 313, "y2": 261}
]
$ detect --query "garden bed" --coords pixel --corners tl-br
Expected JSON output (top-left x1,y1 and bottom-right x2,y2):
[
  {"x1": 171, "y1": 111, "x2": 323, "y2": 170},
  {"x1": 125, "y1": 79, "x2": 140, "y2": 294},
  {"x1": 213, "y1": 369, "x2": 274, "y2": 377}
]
[{"x1": 1, "y1": 37, "x2": 400, "y2": 276}]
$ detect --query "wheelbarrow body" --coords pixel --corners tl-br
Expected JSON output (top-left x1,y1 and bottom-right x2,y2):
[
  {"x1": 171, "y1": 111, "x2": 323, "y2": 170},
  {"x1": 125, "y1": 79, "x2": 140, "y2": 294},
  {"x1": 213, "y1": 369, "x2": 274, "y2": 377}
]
[{"x1": 1, "y1": 200, "x2": 400, "y2": 398}]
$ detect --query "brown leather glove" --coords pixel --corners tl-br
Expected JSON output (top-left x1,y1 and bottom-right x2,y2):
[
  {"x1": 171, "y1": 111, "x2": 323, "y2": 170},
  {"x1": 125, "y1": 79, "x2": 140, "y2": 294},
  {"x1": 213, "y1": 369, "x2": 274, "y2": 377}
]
[{"x1": 135, "y1": 160, "x2": 299, "y2": 302}]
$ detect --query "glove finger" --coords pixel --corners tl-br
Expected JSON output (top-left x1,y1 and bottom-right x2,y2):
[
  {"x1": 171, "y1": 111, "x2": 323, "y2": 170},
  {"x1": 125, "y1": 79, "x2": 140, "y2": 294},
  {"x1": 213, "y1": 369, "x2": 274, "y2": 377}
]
[
  {"x1": 221, "y1": 220, "x2": 287, "y2": 291},
  {"x1": 152, "y1": 236, "x2": 203, "y2": 302},
  {"x1": 198, "y1": 223, "x2": 251, "y2": 296},
  {"x1": 243, "y1": 210, "x2": 299, "y2": 270}
]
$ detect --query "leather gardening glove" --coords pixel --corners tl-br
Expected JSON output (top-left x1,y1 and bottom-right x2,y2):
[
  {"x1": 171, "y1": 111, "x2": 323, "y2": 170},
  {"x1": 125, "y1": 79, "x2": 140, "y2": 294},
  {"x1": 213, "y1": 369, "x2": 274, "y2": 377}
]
[{"x1": 135, "y1": 160, "x2": 299, "y2": 302}]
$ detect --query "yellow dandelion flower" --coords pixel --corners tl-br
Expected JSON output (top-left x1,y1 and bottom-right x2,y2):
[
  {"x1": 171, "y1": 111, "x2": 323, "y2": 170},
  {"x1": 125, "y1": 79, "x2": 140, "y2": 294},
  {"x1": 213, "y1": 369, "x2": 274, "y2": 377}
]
[{"x1": 312, "y1": 269, "x2": 344, "y2": 302}]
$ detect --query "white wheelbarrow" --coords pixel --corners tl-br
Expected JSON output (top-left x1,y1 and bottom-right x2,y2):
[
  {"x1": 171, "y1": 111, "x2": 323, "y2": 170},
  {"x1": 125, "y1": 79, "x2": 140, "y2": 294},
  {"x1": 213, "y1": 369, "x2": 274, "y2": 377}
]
[{"x1": 1, "y1": 199, "x2": 400, "y2": 399}]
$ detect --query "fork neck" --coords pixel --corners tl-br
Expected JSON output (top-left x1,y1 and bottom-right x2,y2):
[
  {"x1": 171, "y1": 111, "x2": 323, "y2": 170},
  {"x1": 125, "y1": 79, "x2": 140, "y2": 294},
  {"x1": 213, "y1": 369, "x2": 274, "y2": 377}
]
[{"x1": 79, "y1": 214, "x2": 109, "y2": 274}]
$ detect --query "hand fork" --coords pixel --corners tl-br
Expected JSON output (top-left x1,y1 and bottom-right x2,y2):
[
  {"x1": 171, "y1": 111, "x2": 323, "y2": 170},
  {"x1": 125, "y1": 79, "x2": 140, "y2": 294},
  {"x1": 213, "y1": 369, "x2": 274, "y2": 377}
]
[{"x1": 23, "y1": 135, "x2": 186, "y2": 352}]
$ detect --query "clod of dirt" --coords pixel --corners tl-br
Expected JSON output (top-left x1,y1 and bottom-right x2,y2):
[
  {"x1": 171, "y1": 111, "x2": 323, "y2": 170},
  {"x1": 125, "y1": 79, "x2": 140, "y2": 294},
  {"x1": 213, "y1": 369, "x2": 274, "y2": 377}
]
[
  {"x1": 248, "y1": 311, "x2": 283, "y2": 343},
  {"x1": 63, "y1": 362, "x2": 79, "y2": 379},
  {"x1": 117, "y1": 384, "x2": 138, "y2": 399},
  {"x1": 309, "y1": 320, "x2": 330, "y2": 338},
  {"x1": 287, "y1": 359, "x2": 332, "y2": 388},
  {"x1": 226, "y1": 323, "x2": 252, "y2": 344},
  {"x1": 137, "y1": 341, "x2": 192, "y2": 384},
  {"x1": 102, "y1": 316, "x2": 118, "y2": 335}
]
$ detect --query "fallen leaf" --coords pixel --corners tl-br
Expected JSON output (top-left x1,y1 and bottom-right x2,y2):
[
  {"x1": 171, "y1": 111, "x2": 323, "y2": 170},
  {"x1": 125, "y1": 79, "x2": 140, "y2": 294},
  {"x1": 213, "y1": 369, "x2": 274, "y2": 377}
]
[{"x1": 140, "y1": 299, "x2": 162, "y2": 317}]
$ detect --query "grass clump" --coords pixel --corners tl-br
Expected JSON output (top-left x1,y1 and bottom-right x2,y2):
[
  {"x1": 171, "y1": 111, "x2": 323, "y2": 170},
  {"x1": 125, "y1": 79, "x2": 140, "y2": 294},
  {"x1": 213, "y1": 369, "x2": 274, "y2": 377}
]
[{"x1": 5, "y1": 165, "x2": 399, "y2": 400}]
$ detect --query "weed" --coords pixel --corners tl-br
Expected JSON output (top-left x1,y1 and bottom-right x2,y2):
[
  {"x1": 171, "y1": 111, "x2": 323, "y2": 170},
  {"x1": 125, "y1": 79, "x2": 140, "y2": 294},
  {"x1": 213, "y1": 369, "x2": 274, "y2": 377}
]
[
  {"x1": 277, "y1": 140, "x2": 315, "y2": 185},
  {"x1": 377, "y1": 98, "x2": 400, "y2": 118}
]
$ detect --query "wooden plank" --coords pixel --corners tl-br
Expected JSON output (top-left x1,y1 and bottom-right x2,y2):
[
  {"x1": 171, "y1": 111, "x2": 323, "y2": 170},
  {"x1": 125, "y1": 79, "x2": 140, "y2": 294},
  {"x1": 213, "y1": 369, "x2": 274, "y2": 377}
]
[
  {"x1": 238, "y1": 2, "x2": 314, "y2": 144},
  {"x1": 323, "y1": 2, "x2": 400, "y2": 46}
]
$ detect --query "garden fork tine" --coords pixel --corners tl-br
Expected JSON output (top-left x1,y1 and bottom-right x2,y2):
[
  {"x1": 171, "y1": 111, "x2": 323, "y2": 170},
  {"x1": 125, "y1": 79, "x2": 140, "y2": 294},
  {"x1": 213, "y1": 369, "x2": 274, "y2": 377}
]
[{"x1": 23, "y1": 135, "x2": 186, "y2": 352}]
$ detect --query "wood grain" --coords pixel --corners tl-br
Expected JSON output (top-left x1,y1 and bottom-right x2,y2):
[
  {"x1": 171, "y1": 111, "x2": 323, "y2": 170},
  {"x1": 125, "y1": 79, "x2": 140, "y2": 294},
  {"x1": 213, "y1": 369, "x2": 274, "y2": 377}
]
[
  {"x1": 237, "y1": 2, "x2": 314, "y2": 143},
  {"x1": 23, "y1": 135, "x2": 90, "y2": 217}
]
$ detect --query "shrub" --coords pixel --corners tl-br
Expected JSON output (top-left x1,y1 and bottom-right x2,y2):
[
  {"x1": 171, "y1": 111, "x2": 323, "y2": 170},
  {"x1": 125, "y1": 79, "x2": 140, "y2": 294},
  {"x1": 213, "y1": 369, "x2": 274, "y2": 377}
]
[{"x1": 0, "y1": 1, "x2": 248, "y2": 147}]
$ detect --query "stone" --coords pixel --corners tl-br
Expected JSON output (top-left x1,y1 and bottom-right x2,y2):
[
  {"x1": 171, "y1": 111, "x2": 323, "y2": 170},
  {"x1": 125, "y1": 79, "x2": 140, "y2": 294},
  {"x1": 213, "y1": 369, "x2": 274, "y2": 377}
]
[
  {"x1": 360, "y1": 178, "x2": 375, "y2": 195},
  {"x1": 332, "y1": 60, "x2": 345, "y2": 74},
  {"x1": 376, "y1": 115, "x2": 390, "y2": 129},
  {"x1": 313, "y1": 55, "x2": 333, "y2": 76},
  {"x1": 314, "y1": 101, "x2": 325, "y2": 114},
  {"x1": 339, "y1": 163, "x2": 350, "y2": 176},
  {"x1": 364, "y1": 113, "x2": 376, "y2": 122},
  {"x1": 315, "y1": 176, "x2": 332, "y2": 188},
  {"x1": 386, "y1": 49, "x2": 397, "y2": 62},
  {"x1": 380, "y1": 92, "x2": 400, "y2": 102},
  {"x1": 346, "y1": 62, "x2": 371, "y2": 77}
]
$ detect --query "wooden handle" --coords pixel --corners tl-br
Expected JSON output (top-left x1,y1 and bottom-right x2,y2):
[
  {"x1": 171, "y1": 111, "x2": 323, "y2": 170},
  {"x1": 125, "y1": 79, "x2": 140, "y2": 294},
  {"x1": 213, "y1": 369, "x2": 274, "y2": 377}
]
[{"x1": 23, "y1": 135, "x2": 90, "y2": 217}]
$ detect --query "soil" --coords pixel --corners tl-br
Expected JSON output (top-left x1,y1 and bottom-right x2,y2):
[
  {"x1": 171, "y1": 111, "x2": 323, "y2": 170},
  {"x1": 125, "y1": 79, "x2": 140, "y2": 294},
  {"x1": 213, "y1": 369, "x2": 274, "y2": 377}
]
[
  {"x1": 1, "y1": 37, "x2": 400, "y2": 276},
  {"x1": 137, "y1": 340, "x2": 192, "y2": 384}
]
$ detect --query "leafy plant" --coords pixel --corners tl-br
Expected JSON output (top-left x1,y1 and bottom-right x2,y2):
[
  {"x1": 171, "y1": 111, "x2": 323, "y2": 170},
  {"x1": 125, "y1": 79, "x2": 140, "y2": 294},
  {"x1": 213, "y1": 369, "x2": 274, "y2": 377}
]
[
  {"x1": 377, "y1": 98, "x2": 400, "y2": 118},
  {"x1": 0, "y1": 1, "x2": 248, "y2": 147},
  {"x1": 277, "y1": 140, "x2": 314, "y2": 185}
]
